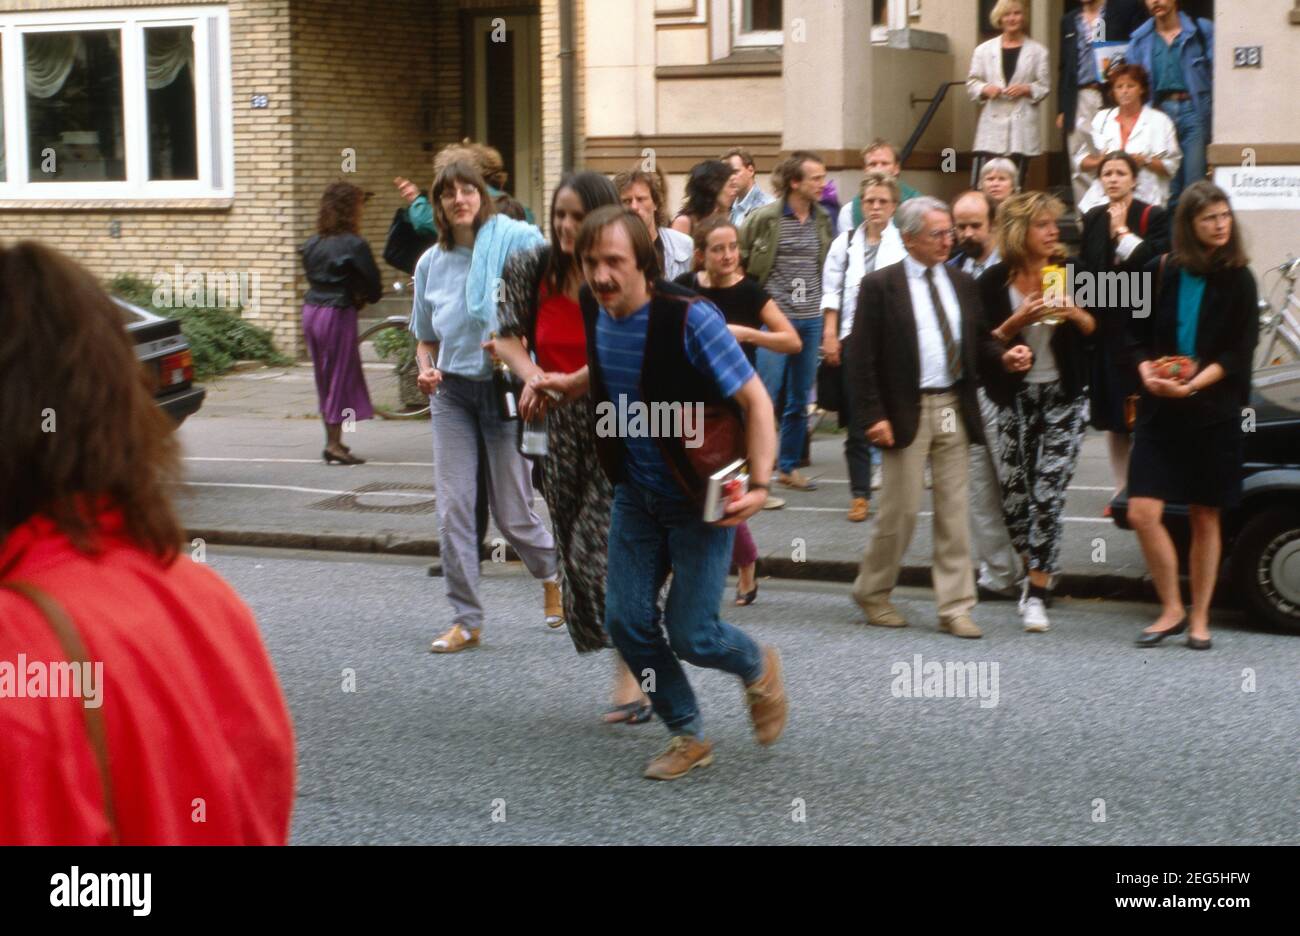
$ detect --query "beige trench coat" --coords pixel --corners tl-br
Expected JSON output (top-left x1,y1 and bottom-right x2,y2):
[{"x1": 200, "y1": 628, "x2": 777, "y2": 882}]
[{"x1": 966, "y1": 36, "x2": 1052, "y2": 157}]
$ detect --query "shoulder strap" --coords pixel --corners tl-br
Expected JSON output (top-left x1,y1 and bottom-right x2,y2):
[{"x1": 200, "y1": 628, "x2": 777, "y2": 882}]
[
  {"x1": 1139, "y1": 204, "x2": 1152, "y2": 237},
  {"x1": 839, "y1": 227, "x2": 856, "y2": 310},
  {"x1": 1, "y1": 581, "x2": 119, "y2": 844}
]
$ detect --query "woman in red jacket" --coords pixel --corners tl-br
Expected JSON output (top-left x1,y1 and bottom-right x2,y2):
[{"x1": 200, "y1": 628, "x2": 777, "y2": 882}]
[{"x1": 0, "y1": 242, "x2": 296, "y2": 845}]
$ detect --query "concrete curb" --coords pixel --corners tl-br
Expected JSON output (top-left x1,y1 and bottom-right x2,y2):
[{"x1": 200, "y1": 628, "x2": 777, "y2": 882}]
[{"x1": 188, "y1": 526, "x2": 1156, "y2": 603}]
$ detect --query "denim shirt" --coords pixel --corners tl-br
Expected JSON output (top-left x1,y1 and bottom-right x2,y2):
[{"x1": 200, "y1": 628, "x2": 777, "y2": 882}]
[
  {"x1": 408, "y1": 243, "x2": 492, "y2": 379},
  {"x1": 1127, "y1": 12, "x2": 1213, "y2": 125}
]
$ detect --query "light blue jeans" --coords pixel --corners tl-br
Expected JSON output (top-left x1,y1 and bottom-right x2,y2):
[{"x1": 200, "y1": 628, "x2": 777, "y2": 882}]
[{"x1": 755, "y1": 315, "x2": 823, "y2": 474}]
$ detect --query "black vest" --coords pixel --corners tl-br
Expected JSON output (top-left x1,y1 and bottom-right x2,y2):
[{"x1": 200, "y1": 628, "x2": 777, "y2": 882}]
[{"x1": 580, "y1": 278, "x2": 746, "y2": 504}]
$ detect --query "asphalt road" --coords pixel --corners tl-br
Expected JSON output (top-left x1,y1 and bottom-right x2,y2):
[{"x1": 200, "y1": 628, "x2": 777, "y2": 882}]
[{"x1": 207, "y1": 546, "x2": 1299, "y2": 846}]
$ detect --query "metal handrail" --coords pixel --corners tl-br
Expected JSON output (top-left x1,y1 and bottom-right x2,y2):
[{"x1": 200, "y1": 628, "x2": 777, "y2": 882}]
[{"x1": 899, "y1": 81, "x2": 966, "y2": 166}]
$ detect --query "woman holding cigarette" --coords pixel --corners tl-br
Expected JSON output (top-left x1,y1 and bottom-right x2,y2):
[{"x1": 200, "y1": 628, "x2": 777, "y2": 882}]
[
  {"x1": 1128, "y1": 182, "x2": 1258, "y2": 651},
  {"x1": 410, "y1": 159, "x2": 561, "y2": 654},
  {"x1": 487, "y1": 171, "x2": 656, "y2": 723},
  {"x1": 978, "y1": 192, "x2": 1096, "y2": 633}
]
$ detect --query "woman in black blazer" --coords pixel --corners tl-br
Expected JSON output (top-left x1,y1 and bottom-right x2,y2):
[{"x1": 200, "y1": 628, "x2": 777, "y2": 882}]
[
  {"x1": 1080, "y1": 152, "x2": 1170, "y2": 498},
  {"x1": 977, "y1": 191, "x2": 1097, "y2": 633},
  {"x1": 1127, "y1": 182, "x2": 1260, "y2": 651}
]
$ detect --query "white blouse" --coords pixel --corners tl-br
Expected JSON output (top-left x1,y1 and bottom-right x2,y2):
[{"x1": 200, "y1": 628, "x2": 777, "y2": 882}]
[{"x1": 1077, "y1": 105, "x2": 1182, "y2": 214}]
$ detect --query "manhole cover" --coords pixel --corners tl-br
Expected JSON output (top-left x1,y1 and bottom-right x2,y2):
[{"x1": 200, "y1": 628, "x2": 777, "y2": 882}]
[{"x1": 308, "y1": 481, "x2": 438, "y2": 515}]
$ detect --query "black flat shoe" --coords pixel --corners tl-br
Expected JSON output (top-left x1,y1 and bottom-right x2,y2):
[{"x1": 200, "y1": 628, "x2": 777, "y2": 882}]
[
  {"x1": 323, "y1": 448, "x2": 365, "y2": 465},
  {"x1": 1186, "y1": 635, "x2": 1212, "y2": 650},
  {"x1": 735, "y1": 584, "x2": 758, "y2": 606},
  {"x1": 1135, "y1": 617, "x2": 1188, "y2": 647}
]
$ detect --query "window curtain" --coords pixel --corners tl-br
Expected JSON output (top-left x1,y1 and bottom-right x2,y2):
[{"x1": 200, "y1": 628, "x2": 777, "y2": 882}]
[
  {"x1": 146, "y1": 29, "x2": 193, "y2": 90},
  {"x1": 25, "y1": 33, "x2": 81, "y2": 99}
]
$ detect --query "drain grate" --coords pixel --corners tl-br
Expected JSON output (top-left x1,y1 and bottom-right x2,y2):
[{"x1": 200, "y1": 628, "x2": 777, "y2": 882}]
[{"x1": 308, "y1": 481, "x2": 438, "y2": 515}]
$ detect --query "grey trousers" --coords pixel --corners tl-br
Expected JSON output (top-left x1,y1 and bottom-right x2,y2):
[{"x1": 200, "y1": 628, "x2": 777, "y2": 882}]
[
  {"x1": 431, "y1": 374, "x2": 557, "y2": 630},
  {"x1": 968, "y1": 388, "x2": 1025, "y2": 592}
]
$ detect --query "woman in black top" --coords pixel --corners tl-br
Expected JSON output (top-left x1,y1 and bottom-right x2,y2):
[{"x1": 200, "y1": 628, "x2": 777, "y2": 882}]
[
  {"x1": 675, "y1": 215, "x2": 800, "y2": 605},
  {"x1": 978, "y1": 191, "x2": 1096, "y2": 633},
  {"x1": 1080, "y1": 151, "x2": 1170, "y2": 498},
  {"x1": 299, "y1": 182, "x2": 383, "y2": 465},
  {"x1": 1127, "y1": 182, "x2": 1259, "y2": 651}
]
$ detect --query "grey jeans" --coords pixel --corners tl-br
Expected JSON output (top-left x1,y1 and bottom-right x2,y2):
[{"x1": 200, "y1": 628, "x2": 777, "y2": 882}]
[{"x1": 431, "y1": 374, "x2": 556, "y2": 630}]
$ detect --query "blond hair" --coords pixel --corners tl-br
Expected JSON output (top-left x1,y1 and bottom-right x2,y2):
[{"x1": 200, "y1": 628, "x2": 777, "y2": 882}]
[
  {"x1": 996, "y1": 191, "x2": 1065, "y2": 272},
  {"x1": 989, "y1": 0, "x2": 1028, "y2": 31},
  {"x1": 860, "y1": 171, "x2": 901, "y2": 204}
]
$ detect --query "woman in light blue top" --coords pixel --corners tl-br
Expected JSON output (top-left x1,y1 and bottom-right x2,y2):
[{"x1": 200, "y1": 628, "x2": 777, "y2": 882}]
[{"x1": 410, "y1": 160, "x2": 560, "y2": 654}]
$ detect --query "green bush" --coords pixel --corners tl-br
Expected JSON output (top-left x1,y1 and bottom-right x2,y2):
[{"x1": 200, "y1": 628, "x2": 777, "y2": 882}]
[{"x1": 110, "y1": 273, "x2": 292, "y2": 380}]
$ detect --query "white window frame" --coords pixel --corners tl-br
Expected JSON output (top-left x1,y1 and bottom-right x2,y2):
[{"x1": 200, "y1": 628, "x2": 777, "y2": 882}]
[
  {"x1": 732, "y1": 0, "x2": 783, "y2": 48},
  {"x1": 0, "y1": 5, "x2": 233, "y2": 201}
]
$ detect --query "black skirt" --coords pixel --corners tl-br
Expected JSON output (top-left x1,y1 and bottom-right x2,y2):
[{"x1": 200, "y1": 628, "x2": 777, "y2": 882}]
[{"x1": 1127, "y1": 420, "x2": 1245, "y2": 508}]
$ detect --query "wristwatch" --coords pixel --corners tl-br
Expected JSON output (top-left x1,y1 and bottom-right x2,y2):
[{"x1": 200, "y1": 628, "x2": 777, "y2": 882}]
[{"x1": 749, "y1": 481, "x2": 770, "y2": 492}]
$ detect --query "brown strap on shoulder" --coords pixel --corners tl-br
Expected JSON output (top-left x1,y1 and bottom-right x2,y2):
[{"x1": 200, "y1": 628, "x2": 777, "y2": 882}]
[{"x1": 1, "y1": 581, "x2": 119, "y2": 843}]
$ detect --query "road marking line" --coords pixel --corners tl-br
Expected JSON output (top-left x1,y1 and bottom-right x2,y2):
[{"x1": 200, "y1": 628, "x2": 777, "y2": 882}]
[
  {"x1": 811, "y1": 478, "x2": 1113, "y2": 492},
  {"x1": 179, "y1": 481, "x2": 433, "y2": 499},
  {"x1": 185, "y1": 456, "x2": 434, "y2": 467}
]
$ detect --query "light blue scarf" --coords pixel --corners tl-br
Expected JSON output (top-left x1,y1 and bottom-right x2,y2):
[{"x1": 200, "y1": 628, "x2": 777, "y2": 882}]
[{"x1": 465, "y1": 214, "x2": 544, "y2": 329}]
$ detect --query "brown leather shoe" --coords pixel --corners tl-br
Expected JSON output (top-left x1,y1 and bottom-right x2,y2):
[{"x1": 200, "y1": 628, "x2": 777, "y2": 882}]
[
  {"x1": 745, "y1": 645, "x2": 788, "y2": 746},
  {"x1": 847, "y1": 497, "x2": 869, "y2": 522},
  {"x1": 543, "y1": 580, "x2": 564, "y2": 628},
  {"x1": 643, "y1": 736, "x2": 714, "y2": 780},
  {"x1": 778, "y1": 470, "x2": 819, "y2": 491},
  {"x1": 940, "y1": 615, "x2": 982, "y2": 639},
  {"x1": 862, "y1": 603, "x2": 909, "y2": 628}
]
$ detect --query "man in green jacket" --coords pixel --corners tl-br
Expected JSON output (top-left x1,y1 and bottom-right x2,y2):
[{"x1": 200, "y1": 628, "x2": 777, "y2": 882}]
[{"x1": 739, "y1": 150, "x2": 833, "y2": 495}]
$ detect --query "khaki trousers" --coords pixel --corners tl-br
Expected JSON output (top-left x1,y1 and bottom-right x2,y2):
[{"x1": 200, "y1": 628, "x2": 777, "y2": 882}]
[{"x1": 852, "y1": 390, "x2": 976, "y2": 622}]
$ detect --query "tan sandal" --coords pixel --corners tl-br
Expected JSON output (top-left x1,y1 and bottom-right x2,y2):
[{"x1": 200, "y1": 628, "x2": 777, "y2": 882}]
[
  {"x1": 543, "y1": 580, "x2": 564, "y2": 628},
  {"x1": 429, "y1": 624, "x2": 480, "y2": 654}
]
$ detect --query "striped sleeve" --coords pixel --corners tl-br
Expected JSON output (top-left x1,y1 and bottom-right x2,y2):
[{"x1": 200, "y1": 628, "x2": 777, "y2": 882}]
[{"x1": 683, "y1": 299, "x2": 755, "y2": 399}]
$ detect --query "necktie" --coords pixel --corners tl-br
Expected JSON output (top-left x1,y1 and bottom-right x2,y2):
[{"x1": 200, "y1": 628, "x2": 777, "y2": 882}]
[{"x1": 924, "y1": 266, "x2": 962, "y2": 382}]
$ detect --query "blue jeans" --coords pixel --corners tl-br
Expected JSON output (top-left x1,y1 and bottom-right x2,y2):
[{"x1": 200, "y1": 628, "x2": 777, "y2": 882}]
[
  {"x1": 838, "y1": 359, "x2": 876, "y2": 498},
  {"x1": 756, "y1": 315, "x2": 823, "y2": 474},
  {"x1": 1159, "y1": 97, "x2": 1207, "y2": 211},
  {"x1": 604, "y1": 481, "x2": 764, "y2": 737}
]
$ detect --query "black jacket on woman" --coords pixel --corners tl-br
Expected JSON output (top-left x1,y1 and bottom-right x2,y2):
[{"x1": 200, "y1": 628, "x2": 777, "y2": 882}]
[
  {"x1": 976, "y1": 260, "x2": 1092, "y2": 409},
  {"x1": 1126, "y1": 257, "x2": 1259, "y2": 434},
  {"x1": 1079, "y1": 198, "x2": 1169, "y2": 431},
  {"x1": 300, "y1": 233, "x2": 383, "y2": 308}
]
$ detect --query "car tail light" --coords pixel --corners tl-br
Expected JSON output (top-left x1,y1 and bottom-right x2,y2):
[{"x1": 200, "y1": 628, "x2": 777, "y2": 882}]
[{"x1": 159, "y1": 349, "x2": 194, "y2": 388}]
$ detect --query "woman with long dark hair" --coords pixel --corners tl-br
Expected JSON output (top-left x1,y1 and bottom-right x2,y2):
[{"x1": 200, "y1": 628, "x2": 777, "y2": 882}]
[
  {"x1": 0, "y1": 242, "x2": 295, "y2": 843},
  {"x1": 300, "y1": 182, "x2": 383, "y2": 464},
  {"x1": 486, "y1": 171, "x2": 654, "y2": 722},
  {"x1": 1080, "y1": 151, "x2": 1170, "y2": 498},
  {"x1": 671, "y1": 159, "x2": 739, "y2": 236},
  {"x1": 1129, "y1": 181, "x2": 1259, "y2": 651}
]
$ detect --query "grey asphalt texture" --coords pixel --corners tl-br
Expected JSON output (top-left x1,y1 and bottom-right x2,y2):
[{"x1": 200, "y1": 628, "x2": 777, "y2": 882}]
[{"x1": 209, "y1": 546, "x2": 1300, "y2": 846}]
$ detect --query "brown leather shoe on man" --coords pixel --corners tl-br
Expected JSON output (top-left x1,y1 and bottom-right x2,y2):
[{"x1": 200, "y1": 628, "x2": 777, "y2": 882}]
[
  {"x1": 861, "y1": 603, "x2": 909, "y2": 628},
  {"x1": 643, "y1": 736, "x2": 714, "y2": 780},
  {"x1": 847, "y1": 497, "x2": 869, "y2": 522},
  {"x1": 744, "y1": 645, "x2": 788, "y2": 746},
  {"x1": 940, "y1": 615, "x2": 983, "y2": 639},
  {"x1": 777, "y1": 470, "x2": 818, "y2": 491}
]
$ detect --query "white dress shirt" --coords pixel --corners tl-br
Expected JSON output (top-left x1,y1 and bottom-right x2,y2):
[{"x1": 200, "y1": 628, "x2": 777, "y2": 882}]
[{"x1": 903, "y1": 253, "x2": 963, "y2": 390}]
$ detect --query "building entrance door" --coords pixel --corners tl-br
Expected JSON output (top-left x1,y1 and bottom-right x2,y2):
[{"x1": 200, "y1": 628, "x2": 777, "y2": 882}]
[{"x1": 467, "y1": 13, "x2": 542, "y2": 220}]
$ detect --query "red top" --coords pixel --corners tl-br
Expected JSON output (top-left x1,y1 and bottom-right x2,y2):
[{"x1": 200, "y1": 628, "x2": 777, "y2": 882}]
[
  {"x1": 534, "y1": 284, "x2": 588, "y2": 374},
  {"x1": 0, "y1": 509, "x2": 296, "y2": 845}
]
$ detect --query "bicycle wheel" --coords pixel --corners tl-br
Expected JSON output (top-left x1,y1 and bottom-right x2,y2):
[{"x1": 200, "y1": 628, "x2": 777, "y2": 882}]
[{"x1": 357, "y1": 318, "x2": 430, "y2": 419}]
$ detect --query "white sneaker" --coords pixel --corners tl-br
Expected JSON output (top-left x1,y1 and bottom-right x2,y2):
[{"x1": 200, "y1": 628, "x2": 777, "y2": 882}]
[
  {"x1": 1022, "y1": 597, "x2": 1050, "y2": 632},
  {"x1": 1017, "y1": 578, "x2": 1030, "y2": 613},
  {"x1": 870, "y1": 464, "x2": 883, "y2": 490}
]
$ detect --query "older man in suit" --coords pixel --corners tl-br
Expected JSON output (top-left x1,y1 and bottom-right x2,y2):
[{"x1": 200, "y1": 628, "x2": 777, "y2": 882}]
[{"x1": 844, "y1": 197, "x2": 1023, "y2": 638}]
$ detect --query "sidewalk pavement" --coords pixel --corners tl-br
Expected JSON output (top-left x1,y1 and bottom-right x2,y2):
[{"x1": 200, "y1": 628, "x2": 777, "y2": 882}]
[{"x1": 177, "y1": 363, "x2": 1154, "y2": 602}]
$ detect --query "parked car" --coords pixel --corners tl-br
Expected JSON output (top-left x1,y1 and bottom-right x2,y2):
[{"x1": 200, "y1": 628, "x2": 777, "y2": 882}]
[
  {"x1": 118, "y1": 298, "x2": 206, "y2": 426},
  {"x1": 1110, "y1": 362, "x2": 1300, "y2": 632}
]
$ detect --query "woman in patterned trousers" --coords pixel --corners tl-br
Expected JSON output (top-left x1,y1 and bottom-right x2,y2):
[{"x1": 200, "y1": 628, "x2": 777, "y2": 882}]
[
  {"x1": 977, "y1": 192, "x2": 1096, "y2": 632},
  {"x1": 488, "y1": 171, "x2": 656, "y2": 724}
]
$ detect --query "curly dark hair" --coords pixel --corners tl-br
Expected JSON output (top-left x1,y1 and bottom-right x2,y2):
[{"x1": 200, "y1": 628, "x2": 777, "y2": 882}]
[
  {"x1": 613, "y1": 166, "x2": 669, "y2": 229},
  {"x1": 679, "y1": 159, "x2": 736, "y2": 225},
  {"x1": 0, "y1": 241, "x2": 183, "y2": 560},
  {"x1": 317, "y1": 181, "x2": 365, "y2": 236}
]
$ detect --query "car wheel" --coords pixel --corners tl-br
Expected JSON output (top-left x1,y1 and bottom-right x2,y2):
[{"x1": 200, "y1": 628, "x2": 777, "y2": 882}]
[{"x1": 1231, "y1": 507, "x2": 1300, "y2": 632}]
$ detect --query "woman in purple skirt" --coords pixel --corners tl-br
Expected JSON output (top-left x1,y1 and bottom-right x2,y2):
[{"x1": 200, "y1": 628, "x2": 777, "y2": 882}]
[{"x1": 299, "y1": 182, "x2": 383, "y2": 465}]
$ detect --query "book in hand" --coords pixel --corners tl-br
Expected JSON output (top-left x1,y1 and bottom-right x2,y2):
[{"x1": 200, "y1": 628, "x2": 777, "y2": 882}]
[{"x1": 702, "y1": 459, "x2": 749, "y2": 523}]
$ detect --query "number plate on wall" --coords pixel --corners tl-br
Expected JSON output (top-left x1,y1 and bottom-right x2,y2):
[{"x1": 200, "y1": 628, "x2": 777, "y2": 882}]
[{"x1": 1233, "y1": 47, "x2": 1262, "y2": 68}]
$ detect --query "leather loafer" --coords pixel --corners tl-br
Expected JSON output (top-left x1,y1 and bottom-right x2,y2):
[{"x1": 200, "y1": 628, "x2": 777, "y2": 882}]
[
  {"x1": 940, "y1": 615, "x2": 982, "y2": 639},
  {"x1": 863, "y1": 605, "x2": 909, "y2": 628},
  {"x1": 1186, "y1": 635, "x2": 1212, "y2": 650},
  {"x1": 1135, "y1": 618, "x2": 1188, "y2": 647}
]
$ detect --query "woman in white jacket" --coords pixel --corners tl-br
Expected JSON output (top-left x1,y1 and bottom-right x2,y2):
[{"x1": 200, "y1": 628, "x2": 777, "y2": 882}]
[
  {"x1": 966, "y1": 0, "x2": 1051, "y2": 185},
  {"x1": 1076, "y1": 63, "x2": 1181, "y2": 215},
  {"x1": 820, "y1": 172, "x2": 907, "y2": 522}
]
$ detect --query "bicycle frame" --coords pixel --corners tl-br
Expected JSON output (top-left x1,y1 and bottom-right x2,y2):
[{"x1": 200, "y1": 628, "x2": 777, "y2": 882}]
[{"x1": 1255, "y1": 258, "x2": 1300, "y2": 370}]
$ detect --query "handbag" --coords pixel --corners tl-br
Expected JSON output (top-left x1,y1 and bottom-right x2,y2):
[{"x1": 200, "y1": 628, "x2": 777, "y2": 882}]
[
  {"x1": 815, "y1": 225, "x2": 857, "y2": 415},
  {"x1": 1, "y1": 581, "x2": 119, "y2": 844},
  {"x1": 383, "y1": 205, "x2": 437, "y2": 274}
]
